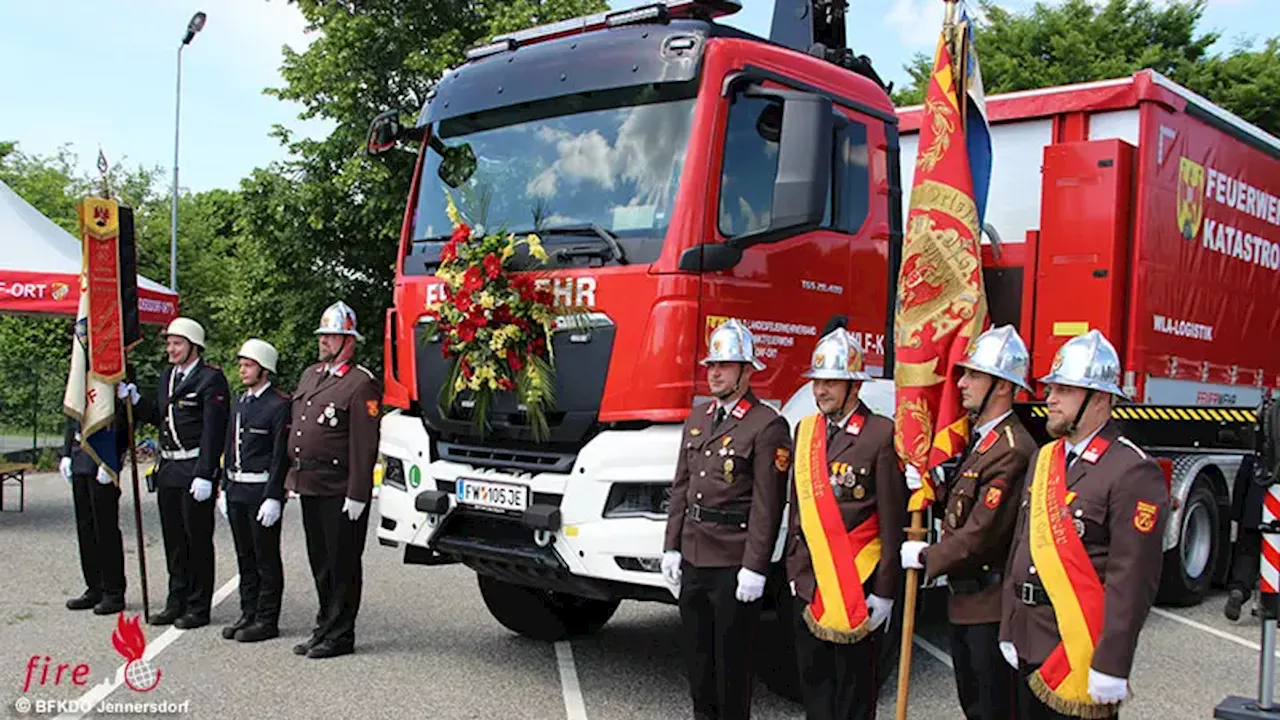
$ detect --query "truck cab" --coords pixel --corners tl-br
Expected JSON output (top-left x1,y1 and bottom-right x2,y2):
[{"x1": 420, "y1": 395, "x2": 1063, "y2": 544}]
[{"x1": 371, "y1": 0, "x2": 903, "y2": 697}]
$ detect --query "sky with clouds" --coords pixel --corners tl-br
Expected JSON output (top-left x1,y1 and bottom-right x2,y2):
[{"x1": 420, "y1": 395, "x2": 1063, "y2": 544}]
[{"x1": 0, "y1": 0, "x2": 1272, "y2": 194}]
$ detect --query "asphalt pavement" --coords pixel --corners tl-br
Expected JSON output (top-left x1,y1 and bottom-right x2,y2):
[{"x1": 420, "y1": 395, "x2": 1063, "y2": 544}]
[{"x1": 0, "y1": 471, "x2": 1263, "y2": 719}]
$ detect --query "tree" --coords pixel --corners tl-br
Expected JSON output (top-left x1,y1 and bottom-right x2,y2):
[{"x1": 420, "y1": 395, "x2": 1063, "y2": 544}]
[{"x1": 891, "y1": 0, "x2": 1279, "y2": 137}]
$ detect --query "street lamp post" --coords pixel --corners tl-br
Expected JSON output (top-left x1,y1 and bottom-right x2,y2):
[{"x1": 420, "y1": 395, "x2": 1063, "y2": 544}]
[{"x1": 171, "y1": 10, "x2": 206, "y2": 293}]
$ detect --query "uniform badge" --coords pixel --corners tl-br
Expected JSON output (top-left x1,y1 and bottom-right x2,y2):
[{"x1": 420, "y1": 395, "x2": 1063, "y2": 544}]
[
  {"x1": 1065, "y1": 491, "x2": 1078, "y2": 506},
  {"x1": 730, "y1": 399, "x2": 750, "y2": 420},
  {"x1": 775, "y1": 448, "x2": 791, "y2": 473},
  {"x1": 852, "y1": 485, "x2": 866, "y2": 500},
  {"x1": 984, "y1": 486, "x2": 1003, "y2": 509},
  {"x1": 976, "y1": 430, "x2": 998, "y2": 454},
  {"x1": 1082, "y1": 435, "x2": 1110, "y2": 464},
  {"x1": 690, "y1": 428, "x2": 701, "y2": 436},
  {"x1": 366, "y1": 400, "x2": 380, "y2": 417},
  {"x1": 723, "y1": 458, "x2": 735, "y2": 483},
  {"x1": 1133, "y1": 501, "x2": 1159, "y2": 533},
  {"x1": 846, "y1": 416, "x2": 864, "y2": 435},
  {"x1": 1074, "y1": 518, "x2": 1086, "y2": 537}
]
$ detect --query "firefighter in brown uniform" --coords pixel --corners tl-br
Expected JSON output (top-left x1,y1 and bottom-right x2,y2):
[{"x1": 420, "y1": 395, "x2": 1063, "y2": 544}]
[
  {"x1": 899, "y1": 325, "x2": 1036, "y2": 720},
  {"x1": 287, "y1": 301, "x2": 381, "y2": 660},
  {"x1": 785, "y1": 327, "x2": 906, "y2": 720},
  {"x1": 661, "y1": 319, "x2": 791, "y2": 720},
  {"x1": 999, "y1": 330, "x2": 1169, "y2": 719}
]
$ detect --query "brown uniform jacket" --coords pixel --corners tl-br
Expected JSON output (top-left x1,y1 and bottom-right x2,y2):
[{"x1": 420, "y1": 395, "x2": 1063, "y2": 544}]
[
  {"x1": 999, "y1": 420, "x2": 1169, "y2": 679},
  {"x1": 785, "y1": 403, "x2": 907, "y2": 603},
  {"x1": 285, "y1": 361, "x2": 382, "y2": 503},
  {"x1": 663, "y1": 390, "x2": 791, "y2": 574},
  {"x1": 923, "y1": 412, "x2": 1035, "y2": 625}
]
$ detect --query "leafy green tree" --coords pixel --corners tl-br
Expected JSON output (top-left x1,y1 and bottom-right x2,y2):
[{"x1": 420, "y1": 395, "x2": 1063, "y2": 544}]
[{"x1": 892, "y1": 0, "x2": 1279, "y2": 137}]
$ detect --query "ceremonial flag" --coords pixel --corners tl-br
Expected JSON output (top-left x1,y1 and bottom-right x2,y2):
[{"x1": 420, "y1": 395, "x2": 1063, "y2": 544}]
[
  {"x1": 62, "y1": 197, "x2": 138, "y2": 483},
  {"x1": 893, "y1": 0, "x2": 992, "y2": 512}
]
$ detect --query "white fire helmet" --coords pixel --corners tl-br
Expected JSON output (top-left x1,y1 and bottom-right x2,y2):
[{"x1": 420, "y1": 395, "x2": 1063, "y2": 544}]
[
  {"x1": 956, "y1": 324, "x2": 1032, "y2": 392},
  {"x1": 237, "y1": 338, "x2": 279, "y2": 374},
  {"x1": 163, "y1": 317, "x2": 206, "y2": 348},
  {"x1": 315, "y1": 301, "x2": 362, "y2": 340},
  {"x1": 1038, "y1": 329, "x2": 1128, "y2": 399},
  {"x1": 700, "y1": 318, "x2": 765, "y2": 371},
  {"x1": 802, "y1": 328, "x2": 871, "y2": 381}
]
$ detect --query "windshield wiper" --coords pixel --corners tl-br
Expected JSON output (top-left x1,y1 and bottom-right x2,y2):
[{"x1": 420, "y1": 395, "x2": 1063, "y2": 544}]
[{"x1": 538, "y1": 224, "x2": 628, "y2": 265}]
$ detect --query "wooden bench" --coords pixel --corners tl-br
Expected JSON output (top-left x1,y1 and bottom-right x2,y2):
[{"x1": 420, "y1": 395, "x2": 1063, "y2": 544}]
[{"x1": 0, "y1": 462, "x2": 34, "y2": 512}]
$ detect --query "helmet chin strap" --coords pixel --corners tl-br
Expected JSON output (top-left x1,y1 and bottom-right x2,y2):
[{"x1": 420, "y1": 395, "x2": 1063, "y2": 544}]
[
  {"x1": 716, "y1": 364, "x2": 747, "y2": 401},
  {"x1": 1067, "y1": 389, "x2": 1096, "y2": 436},
  {"x1": 974, "y1": 380, "x2": 997, "y2": 422}
]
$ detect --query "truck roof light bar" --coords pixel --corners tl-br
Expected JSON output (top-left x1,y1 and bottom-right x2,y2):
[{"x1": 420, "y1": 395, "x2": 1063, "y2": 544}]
[
  {"x1": 465, "y1": 37, "x2": 517, "y2": 62},
  {"x1": 605, "y1": 4, "x2": 671, "y2": 28},
  {"x1": 492, "y1": 1, "x2": 741, "y2": 47}
]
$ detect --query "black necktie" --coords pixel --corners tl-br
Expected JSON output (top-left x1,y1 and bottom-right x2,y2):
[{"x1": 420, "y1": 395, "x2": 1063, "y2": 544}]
[
  {"x1": 714, "y1": 406, "x2": 727, "y2": 427},
  {"x1": 1067, "y1": 450, "x2": 1080, "y2": 467},
  {"x1": 175, "y1": 370, "x2": 186, "y2": 386},
  {"x1": 827, "y1": 420, "x2": 841, "y2": 442}
]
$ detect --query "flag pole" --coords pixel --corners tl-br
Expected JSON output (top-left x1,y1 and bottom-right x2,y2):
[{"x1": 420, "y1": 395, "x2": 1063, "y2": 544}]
[
  {"x1": 125, "y1": 400, "x2": 150, "y2": 623},
  {"x1": 894, "y1": 6, "x2": 959, "y2": 717}
]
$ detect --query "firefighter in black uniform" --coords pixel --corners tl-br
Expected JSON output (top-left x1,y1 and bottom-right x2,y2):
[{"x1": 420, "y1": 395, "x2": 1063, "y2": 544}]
[
  {"x1": 59, "y1": 370, "x2": 132, "y2": 616},
  {"x1": 218, "y1": 338, "x2": 290, "y2": 643},
  {"x1": 119, "y1": 317, "x2": 230, "y2": 628}
]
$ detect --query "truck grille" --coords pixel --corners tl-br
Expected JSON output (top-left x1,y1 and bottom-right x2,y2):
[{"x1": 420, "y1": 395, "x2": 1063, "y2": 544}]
[{"x1": 437, "y1": 440, "x2": 577, "y2": 474}]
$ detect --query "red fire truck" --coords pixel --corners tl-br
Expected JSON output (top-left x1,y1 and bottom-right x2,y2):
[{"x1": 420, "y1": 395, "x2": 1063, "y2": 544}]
[{"x1": 366, "y1": 0, "x2": 1277, "y2": 698}]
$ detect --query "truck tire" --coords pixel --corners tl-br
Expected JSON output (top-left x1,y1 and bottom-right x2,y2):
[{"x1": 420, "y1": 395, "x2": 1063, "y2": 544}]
[
  {"x1": 478, "y1": 575, "x2": 620, "y2": 642},
  {"x1": 1158, "y1": 477, "x2": 1220, "y2": 606}
]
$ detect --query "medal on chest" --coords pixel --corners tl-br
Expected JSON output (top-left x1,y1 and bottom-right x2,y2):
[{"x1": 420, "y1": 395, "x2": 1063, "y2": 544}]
[{"x1": 319, "y1": 402, "x2": 338, "y2": 427}]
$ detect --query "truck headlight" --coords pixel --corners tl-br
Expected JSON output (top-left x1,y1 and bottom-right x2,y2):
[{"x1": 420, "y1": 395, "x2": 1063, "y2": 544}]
[
  {"x1": 382, "y1": 457, "x2": 407, "y2": 490},
  {"x1": 602, "y1": 483, "x2": 670, "y2": 519}
]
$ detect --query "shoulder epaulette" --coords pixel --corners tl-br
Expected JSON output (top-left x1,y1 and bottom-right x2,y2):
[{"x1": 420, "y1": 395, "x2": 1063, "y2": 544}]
[
  {"x1": 1004, "y1": 424, "x2": 1016, "y2": 448},
  {"x1": 1117, "y1": 436, "x2": 1149, "y2": 460},
  {"x1": 356, "y1": 365, "x2": 375, "y2": 379}
]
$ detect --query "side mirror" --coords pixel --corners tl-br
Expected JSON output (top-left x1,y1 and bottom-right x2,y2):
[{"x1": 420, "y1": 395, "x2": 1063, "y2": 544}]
[
  {"x1": 733, "y1": 85, "x2": 833, "y2": 247},
  {"x1": 678, "y1": 243, "x2": 743, "y2": 272},
  {"x1": 367, "y1": 110, "x2": 404, "y2": 156}
]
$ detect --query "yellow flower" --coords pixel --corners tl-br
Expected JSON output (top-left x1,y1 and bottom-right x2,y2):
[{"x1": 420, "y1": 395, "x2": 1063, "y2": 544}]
[
  {"x1": 444, "y1": 190, "x2": 462, "y2": 226},
  {"x1": 487, "y1": 377, "x2": 499, "y2": 390},
  {"x1": 468, "y1": 375, "x2": 482, "y2": 392},
  {"x1": 525, "y1": 234, "x2": 548, "y2": 263},
  {"x1": 478, "y1": 292, "x2": 496, "y2": 310},
  {"x1": 454, "y1": 376, "x2": 467, "y2": 393}
]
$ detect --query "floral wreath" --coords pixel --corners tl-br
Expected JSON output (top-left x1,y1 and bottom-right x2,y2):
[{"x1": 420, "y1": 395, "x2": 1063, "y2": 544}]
[{"x1": 422, "y1": 192, "x2": 568, "y2": 441}]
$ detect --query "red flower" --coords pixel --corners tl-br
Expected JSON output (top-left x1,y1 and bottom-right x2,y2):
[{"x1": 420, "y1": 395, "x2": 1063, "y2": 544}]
[
  {"x1": 514, "y1": 317, "x2": 530, "y2": 332},
  {"x1": 506, "y1": 350, "x2": 524, "y2": 373},
  {"x1": 532, "y1": 337, "x2": 547, "y2": 355},
  {"x1": 471, "y1": 309, "x2": 489, "y2": 328},
  {"x1": 494, "y1": 305, "x2": 512, "y2": 324},
  {"x1": 455, "y1": 291, "x2": 472, "y2": 314},
  {"x1": 440, "y1": 343, "x2": 454, "y2": 359},
  {"x1": 497, "y1": 377, "x2": 515, "y2": 391},
  {"x1": 483, "y1": 253, "x2": 502, "y2": 280},
  {"x1": 440, "y1": 240, "x2": 457, "y2": 265},
  {"x1": 463, "y1": 266, "x2": 484, "y2": 293},
  {"x1": 458, "y1": 320, "x2": 476, "y2": 343},
  {"x1": 451, "y1": 224, "x2": 471, "y2": 244},
  {"x1": 460, "y1": 358, "x2": 472, "y2": 378}
]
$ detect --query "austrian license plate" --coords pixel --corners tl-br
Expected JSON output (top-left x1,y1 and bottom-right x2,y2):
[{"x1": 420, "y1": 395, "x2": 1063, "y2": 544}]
[{"x1": 455, "y1": 478, "x2": 529, "y2": 513}]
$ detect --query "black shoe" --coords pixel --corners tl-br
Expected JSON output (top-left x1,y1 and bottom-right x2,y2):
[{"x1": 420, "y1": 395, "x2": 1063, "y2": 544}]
[
  {"x1": 93, "y1": 595, "x2": 125, "y2": 615},
  {"x1": 306, "y1": 640, "x2": 354, "y2": 659},
  {"x1": 66, "y1": 591, "x2": 102, "y2": 611},
  {"x1": 222, "y1": 615, "x2": 254, "y2": 640},
  {"x1": 149, "y1": 607, "x2": 184, "y2": 626},
  {"x1": 174, "y1": 613, "x2": 210, "y2": 630},
  {"x1": 1226, "y1": 589, "x2": 1248, "y2": 621},
  {"x1": 236, "y1": 622, "x2": 280, "y2": 643},
  {"x1": 293, "y1": 636, "x2": 321, "y2": 656}
]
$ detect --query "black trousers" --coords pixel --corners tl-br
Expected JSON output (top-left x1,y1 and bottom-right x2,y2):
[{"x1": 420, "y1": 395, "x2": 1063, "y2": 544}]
[
  {"x1": 1017, "y1": 664, "x2": 1118, "y2": 720},
  {"x1": 1229, "y1": 528, "x2": 1261, "y2": 594},
  {"x1": 793, "y1": 600, "x2": 878, "y2": 720},
  {"x1": 227, "y1": 499, "x2": 284, "y2": 625},
  {"x1": 301, "y1": 495, "x2": 370, "y2": 647},
  {"x1": 71, "y1": 473, "x2": 126, "y2": 598},
  {"x1": 677, "y1": 563, "x2": 763, "y2": 720},
  {"x1": 156, "y1": 486, "x2": 215, "y2": 617},
  {"x1": 951, "y1": 622, "x2": 1016, "y2": 720}
]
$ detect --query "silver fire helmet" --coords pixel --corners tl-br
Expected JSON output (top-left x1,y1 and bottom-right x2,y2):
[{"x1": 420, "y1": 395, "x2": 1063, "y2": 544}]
[
  {"x1": 700, "y1": 319, "x2": 765, "y2": 371},
  {"x1": 802, "y1": 328, "x2": 871, "y2": 381},
  {"x1": 956, "y1": 324, "x2": 1031, "y2": 392},
  {"x1": 1038, "y1": 329, "x2": 1127, "y2": 399},
  {"x1": 315, "y1": 301, "x2": 362, "y2": 340}
]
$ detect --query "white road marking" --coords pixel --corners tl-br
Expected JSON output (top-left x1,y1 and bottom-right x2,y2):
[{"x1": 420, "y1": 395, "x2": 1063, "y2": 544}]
[
  {"x1": 1150, "y1": 607, "x2": 1280, "y2": 657},
  {"x1": 55, "y1": 575, "x2": 241, "y2": 720},
  {"x1": 913, "y1": 634, "x2": 954, "y2": 669},
  {"x1": 555, "y1": 640, "x2": 589, "y2": 720}
]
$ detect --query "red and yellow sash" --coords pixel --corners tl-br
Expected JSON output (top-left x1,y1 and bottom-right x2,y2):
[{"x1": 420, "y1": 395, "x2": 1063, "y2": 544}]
[
  {"x1": 1028, "y1": 439, "x2": 1112, "y2": 717},
  {"x1": 794, "y1": 413, "x2": 882, "y2": 643}
]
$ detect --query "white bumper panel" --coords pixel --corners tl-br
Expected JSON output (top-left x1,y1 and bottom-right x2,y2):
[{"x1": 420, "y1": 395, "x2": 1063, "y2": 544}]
[{"x1": 375, "y1": 411, "x2": 434, "y2": 546}]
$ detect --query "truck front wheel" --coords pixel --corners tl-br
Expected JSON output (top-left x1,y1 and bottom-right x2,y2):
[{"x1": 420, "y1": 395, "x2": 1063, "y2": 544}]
[
  {"x1": 478, "y1": 574, "x2": 620, "y2": 642},
  {"x1": 1158, "y1": 476, "x2": 1221, "y2": 606}
]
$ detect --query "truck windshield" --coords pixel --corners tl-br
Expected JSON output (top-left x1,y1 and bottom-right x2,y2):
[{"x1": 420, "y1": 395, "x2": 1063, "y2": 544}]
[{"x1": 407, "y1": 82, "x2": 698, "y2": 274}]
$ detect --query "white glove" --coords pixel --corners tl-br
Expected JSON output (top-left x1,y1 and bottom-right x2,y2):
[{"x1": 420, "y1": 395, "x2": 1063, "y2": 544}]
[
  {"x1": 257, "y1": 498, "x2": 282, "y2": 527},
  {"x1": 216, "y1": 493, "x2": 228, "y2": 519},
  {"x1": 661, "y1": 550, "x2": 682, "y2": 587},
  {"x1": 1088, "y1": 668, "x2": 1128, "y2": 704},
  {"x1": 342, "y1": 497, "x2": 367, "y2": 521},
  {"x1": 735, "y1": 567, "x2": 767, "y2": 603},
  {"x1": 190, "y1": 478, "x2": 213, "y2": 502},
  {"x1": 95, "y1": 465, "x2": 114, "y2": 485},
  {"x1": 900, "y1": 540, "x2": 928, "y2": 570},
  {"x1": 1000, "y1": 641, "x2": 1018, "y2": 668},
  {"x1": 904, "y1": 464, "x2": 923, "y2": 491},
  {"x1": 116, "y1": 382, "x2": 140, "y2": 405},
  {"x1": 867, "y1": 594, "x2": 893, "y2": 631},
  {"x1": 59, "y1": 457, "x2": 73, "y2": 483}
]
